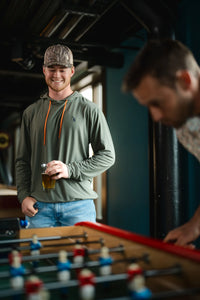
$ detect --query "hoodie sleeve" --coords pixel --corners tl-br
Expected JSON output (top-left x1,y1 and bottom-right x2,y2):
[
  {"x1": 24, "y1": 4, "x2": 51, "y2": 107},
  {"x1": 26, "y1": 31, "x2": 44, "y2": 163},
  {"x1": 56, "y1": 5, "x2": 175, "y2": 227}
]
[
  {"x1": 15, "y1": 112, "x2": 32, "y2": 203},
  {"x1": 67, "y1": 107, "x2": 115, "y2": 181}
]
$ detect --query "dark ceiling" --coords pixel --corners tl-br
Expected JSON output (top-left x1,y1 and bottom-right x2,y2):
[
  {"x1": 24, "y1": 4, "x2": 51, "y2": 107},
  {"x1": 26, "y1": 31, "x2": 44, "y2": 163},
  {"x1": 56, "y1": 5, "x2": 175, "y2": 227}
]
[{"x1": 0, "y1": 0, "x2": 180, "y2": 122}]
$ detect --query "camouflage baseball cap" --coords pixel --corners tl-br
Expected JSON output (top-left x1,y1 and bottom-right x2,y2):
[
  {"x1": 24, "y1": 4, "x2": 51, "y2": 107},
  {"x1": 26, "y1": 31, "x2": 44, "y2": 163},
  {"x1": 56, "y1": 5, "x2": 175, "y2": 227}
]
[{"x1": 43, "y1": 44, "x2": 73, "y2": 67}]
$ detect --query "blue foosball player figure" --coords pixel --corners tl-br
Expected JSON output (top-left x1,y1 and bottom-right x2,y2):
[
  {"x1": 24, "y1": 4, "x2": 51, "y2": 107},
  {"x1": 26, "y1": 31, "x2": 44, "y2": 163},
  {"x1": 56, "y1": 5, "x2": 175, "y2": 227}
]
[
  {"x1": 20, "y1": 219, "x2": 29, "y2": 228},
  {"x1": 30, "y1": 234, "x2": 42, "y2": 255},
  {"x1": 129, "y1": 274, "x2": 152, "y2": 299},
  {"x1": 57, "y1": 250, "x2": 71, "y2": 297},
  {"x1": 9, "y1": 250, "x2": 25, "y2": 291},
  {"x1": 57, "y1": 250, "x2": 71, "y2": 281},
  {"x1": 99, "y1": 246, "x2": 113, "y2": 276},
  {"x1": 30, "y1": 234, "x2": 42, "y2": 268}
]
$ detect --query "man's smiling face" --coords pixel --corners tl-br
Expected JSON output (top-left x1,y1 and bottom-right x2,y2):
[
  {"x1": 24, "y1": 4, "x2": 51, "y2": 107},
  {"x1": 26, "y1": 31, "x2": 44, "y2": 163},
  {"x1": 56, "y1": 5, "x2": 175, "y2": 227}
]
[{"x1": 43, "y1": 65, "x2": 74, "y2": 93}]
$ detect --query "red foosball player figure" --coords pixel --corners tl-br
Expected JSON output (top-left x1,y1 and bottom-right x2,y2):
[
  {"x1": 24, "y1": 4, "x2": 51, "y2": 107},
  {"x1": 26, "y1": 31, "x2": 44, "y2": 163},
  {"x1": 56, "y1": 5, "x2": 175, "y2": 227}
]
[
  {"x1": 127, "y1": 263, "x2": 143, "y2": 282},
  {"x1": 78, "y1": 268, "x2": 95, "y2": 300},
  {"x1": 9, "y1": 249, "x2": 25, "y2": 290},
  {"x1": 73, "y1": 242, "x2": 86, "y2": 264},
  {"x1": 25, "y1": 275, "x2": 49, "y2": 300},
  {"x1": 127, "y1": 263, "x2": 152, "y2": 299}
]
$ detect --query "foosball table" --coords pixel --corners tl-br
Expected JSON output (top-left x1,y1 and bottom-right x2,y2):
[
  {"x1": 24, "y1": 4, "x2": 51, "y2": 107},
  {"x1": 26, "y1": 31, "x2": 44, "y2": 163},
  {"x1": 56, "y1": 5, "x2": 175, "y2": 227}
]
[{"x1": 0, "y1": 220, "x2": 200, "y2": 299}]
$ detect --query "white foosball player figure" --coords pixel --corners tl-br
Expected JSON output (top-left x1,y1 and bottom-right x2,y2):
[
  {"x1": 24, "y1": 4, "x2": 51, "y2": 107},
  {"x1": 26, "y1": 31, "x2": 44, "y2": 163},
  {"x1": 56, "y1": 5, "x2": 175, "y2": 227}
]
[
  {"x1": 57, "y1": 250, "x2": 71, "y2": 282},
  {"x1": 99, "y1": 246, "x2": 113, "y2": 276},
  {"x1": 78, "y1": 268, "x2": 95, "y2": 300},
  {"x1": 9, "y1": 249, "x2": 25, "y2": 290},
  {"x1": 25, "y1": 275, "x2": 49, "y2": 300}
]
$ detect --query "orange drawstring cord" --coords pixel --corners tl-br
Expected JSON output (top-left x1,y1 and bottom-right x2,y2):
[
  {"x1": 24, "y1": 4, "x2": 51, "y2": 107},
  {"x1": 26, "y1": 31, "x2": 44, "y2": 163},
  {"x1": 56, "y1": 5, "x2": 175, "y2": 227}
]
[{"x1": 44, "y1": 99, "x2": 68, "y2": 145}]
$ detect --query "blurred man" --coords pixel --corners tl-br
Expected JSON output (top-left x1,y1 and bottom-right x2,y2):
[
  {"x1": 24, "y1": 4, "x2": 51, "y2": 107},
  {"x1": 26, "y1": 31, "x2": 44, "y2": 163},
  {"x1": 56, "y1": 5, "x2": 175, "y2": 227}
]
[{"x1": 123, "y1": 38, "x2": 200, "y2": 247}]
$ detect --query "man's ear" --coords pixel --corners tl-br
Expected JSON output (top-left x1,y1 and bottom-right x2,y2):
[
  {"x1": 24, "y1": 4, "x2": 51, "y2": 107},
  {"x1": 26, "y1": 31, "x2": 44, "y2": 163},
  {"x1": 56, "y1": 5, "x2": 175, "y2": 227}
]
[
  {"x1": 71, "y1": 66, "x2": 75, "y2": 77},
  {"x1": 42, "y1": 66, "x2": 46, "y2": 75},
  {"x1": 176, "y1": 70, "x2": 192, "y2": 90}
]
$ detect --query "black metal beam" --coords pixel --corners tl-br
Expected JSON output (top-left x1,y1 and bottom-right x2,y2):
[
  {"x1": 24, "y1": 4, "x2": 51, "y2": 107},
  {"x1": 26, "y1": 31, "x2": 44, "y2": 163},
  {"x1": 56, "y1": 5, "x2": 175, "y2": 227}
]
[{"x1": 149, "y1": 119, "x2": 188, "y2": 239}]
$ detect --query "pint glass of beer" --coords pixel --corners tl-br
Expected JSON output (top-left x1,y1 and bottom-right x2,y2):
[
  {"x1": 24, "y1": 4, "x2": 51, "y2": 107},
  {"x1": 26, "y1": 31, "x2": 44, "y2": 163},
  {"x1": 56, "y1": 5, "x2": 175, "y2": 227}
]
[{"x1": 41, "y1": 163, "x2": 56, "y2": 191}]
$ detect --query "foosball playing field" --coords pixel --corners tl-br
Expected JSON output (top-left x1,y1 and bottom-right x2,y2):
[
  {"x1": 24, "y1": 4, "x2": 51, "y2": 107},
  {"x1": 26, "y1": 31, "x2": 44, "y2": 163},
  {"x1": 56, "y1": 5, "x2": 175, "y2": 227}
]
[{"x1": 1, "y1": 221, "x2": 200, "y2": 299}]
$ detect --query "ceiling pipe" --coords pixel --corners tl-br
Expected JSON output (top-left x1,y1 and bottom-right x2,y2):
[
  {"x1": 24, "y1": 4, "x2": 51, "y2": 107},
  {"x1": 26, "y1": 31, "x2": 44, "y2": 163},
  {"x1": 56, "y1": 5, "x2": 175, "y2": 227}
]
[
  {"x1": 40, "y1": 11, "x2": 70, "y2": 37},
  {"x1": 75, "y1": 0, "x2": 120, "y2": 41},
  {"x1": 59, "y1": 15, "x2": 84, "y2": 39}
]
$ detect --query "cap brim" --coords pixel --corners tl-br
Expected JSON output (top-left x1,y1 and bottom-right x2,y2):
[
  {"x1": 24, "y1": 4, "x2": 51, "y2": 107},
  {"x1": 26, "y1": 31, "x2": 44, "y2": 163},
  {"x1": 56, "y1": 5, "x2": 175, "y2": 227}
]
[{"x1": 44, "y1": 63, "x2": 73, "y2": 67}]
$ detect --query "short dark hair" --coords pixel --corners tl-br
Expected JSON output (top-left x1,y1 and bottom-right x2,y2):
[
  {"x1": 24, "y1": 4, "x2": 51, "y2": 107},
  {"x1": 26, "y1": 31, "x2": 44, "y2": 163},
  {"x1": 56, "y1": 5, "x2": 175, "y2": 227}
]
[{"x1": 122, "y1": 38, "x2": 199, "y2": 92}]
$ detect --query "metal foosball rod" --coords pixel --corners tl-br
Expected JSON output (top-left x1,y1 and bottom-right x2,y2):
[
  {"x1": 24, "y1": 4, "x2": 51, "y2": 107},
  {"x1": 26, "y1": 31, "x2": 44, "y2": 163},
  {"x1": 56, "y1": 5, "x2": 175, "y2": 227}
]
[
  {"x1": 0, "y1": 238, "x2": 104, "y2": 254},
  {"x1": 0, "y1": 231, "x2": 88, "y2": 246},
  {"x1": 0, "y1": 244, "x2": 129, "y2": 280},
  {"x1": 99, "y1": 287, "x2": 200, "y2": 299},
  {"x1": 0, "y1": 248, "x2": 195, "y2": 299},
  {"x1": 0, "y1": 244, "x2": 125, "y2": 265},
  {"x1": 0, "y1": 270, "x2": 199, "y2": 299},
  {"x1": 0, "y1": 250, "x2": 182, "y2": 294},
  {"x1": 37, "y1": 237, "x2": 104, "y2": 249},
  {"x1": 0, "y1": 272, "x2": 152, "y2": 298},
  {"x1": 0, "y1": 252, "x2": 153, "y2": 279},
  {"x1": 144, "y1": 263, "x2": 182, "y2": 277}
]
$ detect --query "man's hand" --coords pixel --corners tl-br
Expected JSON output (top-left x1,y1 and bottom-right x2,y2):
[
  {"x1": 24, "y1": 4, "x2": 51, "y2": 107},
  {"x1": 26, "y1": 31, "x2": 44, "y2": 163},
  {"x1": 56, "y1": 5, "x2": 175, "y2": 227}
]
[
  {"x1": 21, "y1": 197, "x2": 38, "y2": 217},
  {"x1": 46, "y1": 160, "x2": 69, "y2": 179},
  {"x1": 163, "y1": 220, "x2": 200, "y2": 249}
]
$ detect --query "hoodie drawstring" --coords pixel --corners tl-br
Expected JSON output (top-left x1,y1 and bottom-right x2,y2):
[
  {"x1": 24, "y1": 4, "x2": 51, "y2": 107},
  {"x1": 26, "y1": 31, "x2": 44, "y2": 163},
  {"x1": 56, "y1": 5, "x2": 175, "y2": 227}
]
[
  {"x1": 44, "y1": 99, "x2": 68, "y2": 145},
  {"x1": 59, "y1": 100, "x2": 68, "y2": 138}
]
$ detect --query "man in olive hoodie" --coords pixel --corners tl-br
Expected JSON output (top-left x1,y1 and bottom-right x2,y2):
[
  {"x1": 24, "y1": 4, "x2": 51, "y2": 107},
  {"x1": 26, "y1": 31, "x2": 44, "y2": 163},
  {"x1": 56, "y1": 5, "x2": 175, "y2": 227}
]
[{"x1": 16, "y1": 44, "x2": 115, "y2": 228}]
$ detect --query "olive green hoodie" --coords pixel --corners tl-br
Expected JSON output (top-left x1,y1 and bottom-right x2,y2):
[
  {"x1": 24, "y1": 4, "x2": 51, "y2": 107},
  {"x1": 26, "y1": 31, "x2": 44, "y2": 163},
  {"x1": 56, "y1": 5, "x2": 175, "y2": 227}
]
[{"x1": 16, "y1": 91, "x2": 115, "y2": 203}]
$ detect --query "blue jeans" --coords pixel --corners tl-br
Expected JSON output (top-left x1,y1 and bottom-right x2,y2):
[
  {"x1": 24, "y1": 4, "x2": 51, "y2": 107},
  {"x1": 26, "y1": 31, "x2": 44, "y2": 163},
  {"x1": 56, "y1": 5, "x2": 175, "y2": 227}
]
[{"x1": 26, "y1": 199, "x2": 96, "y2": 228}]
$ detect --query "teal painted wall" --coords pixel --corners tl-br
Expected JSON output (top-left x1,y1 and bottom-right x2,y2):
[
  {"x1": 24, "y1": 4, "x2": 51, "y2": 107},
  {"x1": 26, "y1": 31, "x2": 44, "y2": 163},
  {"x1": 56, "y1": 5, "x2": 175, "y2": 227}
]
[{"x1": 105, "y1": 33, "x2": 150, "y2": 236}]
